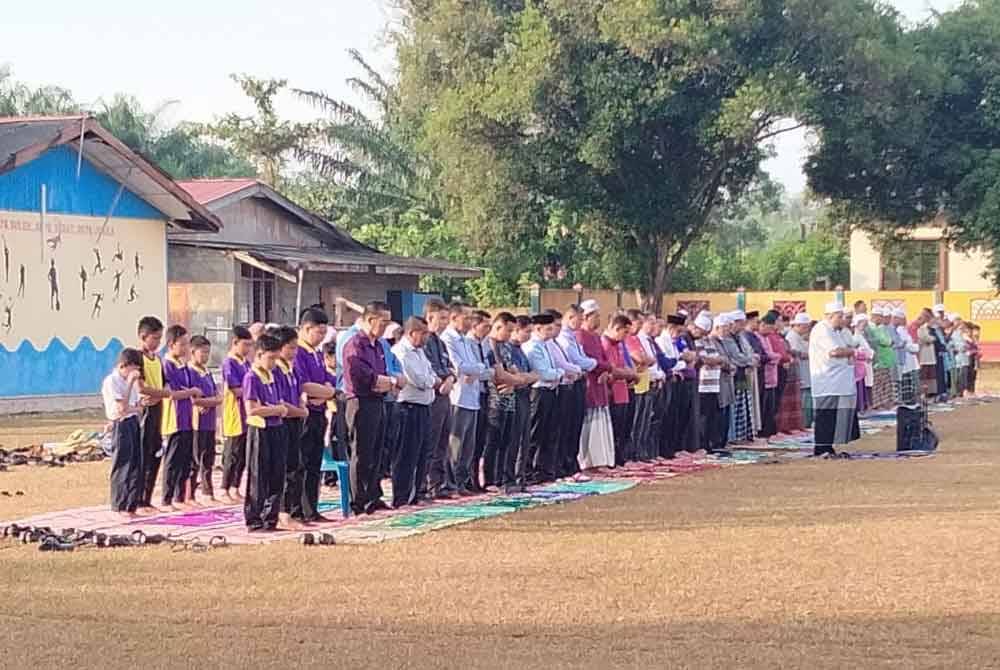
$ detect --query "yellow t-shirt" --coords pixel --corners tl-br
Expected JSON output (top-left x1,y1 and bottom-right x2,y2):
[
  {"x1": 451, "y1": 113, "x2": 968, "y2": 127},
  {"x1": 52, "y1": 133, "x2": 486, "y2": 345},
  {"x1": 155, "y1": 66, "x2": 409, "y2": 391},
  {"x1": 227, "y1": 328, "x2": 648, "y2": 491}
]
[
  {"x1": 325, "y1": 365, "x2": 338, "y2": 413},
  {"x1": 634, "y1": 368, "x2": 651, "y2": 394},
  {"x1": 142, "y1": 353, "x2": 163, "y2": 390},
  {"x1": 222, "y1": 355, "x2": 249, "y2": 438}
]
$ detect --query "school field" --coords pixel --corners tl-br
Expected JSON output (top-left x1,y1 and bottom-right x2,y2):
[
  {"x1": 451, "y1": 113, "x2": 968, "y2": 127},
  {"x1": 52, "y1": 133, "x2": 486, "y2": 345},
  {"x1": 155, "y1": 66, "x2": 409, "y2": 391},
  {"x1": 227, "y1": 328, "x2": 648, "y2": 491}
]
[{"x1": 1, "y1": 381, "x2": 999, "y2": 669}]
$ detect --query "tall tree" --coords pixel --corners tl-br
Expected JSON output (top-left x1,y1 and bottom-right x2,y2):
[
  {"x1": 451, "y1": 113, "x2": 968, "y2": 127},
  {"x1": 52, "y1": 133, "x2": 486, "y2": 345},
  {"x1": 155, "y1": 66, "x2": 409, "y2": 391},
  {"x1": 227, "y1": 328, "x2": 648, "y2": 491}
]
[
  {"x1": 804, "y1": 0, "x2": 1000, "y2": 284},
  {"x1": 0, "y1": 65, "x2": 76, "y2": 116},
  {"x1": 395, "y1": 0, "x2": 892, "y2": 311},
  {"x1": 202, "y1": 75, "x2": 313, "y2": 187}
]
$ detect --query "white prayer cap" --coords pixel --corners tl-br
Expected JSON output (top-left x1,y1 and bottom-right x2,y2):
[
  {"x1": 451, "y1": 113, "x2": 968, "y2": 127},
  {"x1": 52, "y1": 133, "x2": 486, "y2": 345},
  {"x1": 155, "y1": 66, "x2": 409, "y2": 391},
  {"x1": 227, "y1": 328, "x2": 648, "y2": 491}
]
[
  {"x1": 713, "y1": 315, "x2": 730, "y2": 329},
  {"x1": 694, "y1": 314, "x2": 713, "y2": 332},
  {"x1": 824, "y1": 301, "x2": 845, "y2": 315},
  {"x1": 677, "y1": 309, "x2": 689, "y2": 317},
  {"x1": 697, "y1": 309, "x2": 712, "y2": 320},
  {"x1": 580, "y1": 299, "x2": 600, "y2": 315},
  {"x1": 853, "y1": 312, "x2": 869, "y2": 324},
  {"x1": 384, "y1": 322, "x2": 402, "y2": 339},
  {"x1": 871, "y1": 306, "x2": 885, "y2": 316},
  {"x1": 891, "y1": 308, "x2": 906, "y2": 319},
  {"x1": 730, "y1": 310, "x2": 747, "y2": 321},
  {"x1": 792, "y1": 312, "x2": 812, "y2": 326},
  {"x1": 933, "y1": 303, "x2": 946, "y2": 314},
  {"x1": 948, "y1": 312, "x2": 961, "y2": 321}
]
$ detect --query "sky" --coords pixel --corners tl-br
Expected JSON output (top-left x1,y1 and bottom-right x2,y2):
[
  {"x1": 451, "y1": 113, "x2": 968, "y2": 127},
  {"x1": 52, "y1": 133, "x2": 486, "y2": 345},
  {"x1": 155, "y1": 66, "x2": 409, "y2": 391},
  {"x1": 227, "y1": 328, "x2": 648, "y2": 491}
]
[{"x1": 4, "y1": 0, "x2": 962, "y2": 195}]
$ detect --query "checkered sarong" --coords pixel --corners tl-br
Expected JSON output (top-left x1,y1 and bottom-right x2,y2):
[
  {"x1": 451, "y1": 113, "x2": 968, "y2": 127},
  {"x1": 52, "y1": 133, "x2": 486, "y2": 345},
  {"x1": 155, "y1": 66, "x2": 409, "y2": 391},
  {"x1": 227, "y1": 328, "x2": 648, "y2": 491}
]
[
  {"x1": 728, "y1": 388, "x2": 754, "y2": 442},
  {"x1": 872, "y1": 367, "x2": 893, "y2": 409},
  {"x1": 899, "y1": 370, "x2": 919, "y2": 406}
]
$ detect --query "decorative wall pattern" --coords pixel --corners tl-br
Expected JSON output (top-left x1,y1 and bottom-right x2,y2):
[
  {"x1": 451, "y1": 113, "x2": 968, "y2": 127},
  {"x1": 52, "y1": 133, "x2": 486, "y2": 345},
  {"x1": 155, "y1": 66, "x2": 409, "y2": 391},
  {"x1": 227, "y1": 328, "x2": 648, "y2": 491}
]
[
  {"x1": 772, "y1": 300, "x2": 806, "y2": 318},
  {"x1": 971, "y1": 298, "x2": 1000, "y2": 321}
]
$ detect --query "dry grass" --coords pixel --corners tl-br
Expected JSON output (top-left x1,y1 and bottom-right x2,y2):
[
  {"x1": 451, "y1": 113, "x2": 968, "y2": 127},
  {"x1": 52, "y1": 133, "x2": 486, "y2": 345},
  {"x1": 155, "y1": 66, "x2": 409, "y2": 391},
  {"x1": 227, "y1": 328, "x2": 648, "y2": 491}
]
[{"x1": 1, "y1": 403, "x2": 999, "y2": 669}]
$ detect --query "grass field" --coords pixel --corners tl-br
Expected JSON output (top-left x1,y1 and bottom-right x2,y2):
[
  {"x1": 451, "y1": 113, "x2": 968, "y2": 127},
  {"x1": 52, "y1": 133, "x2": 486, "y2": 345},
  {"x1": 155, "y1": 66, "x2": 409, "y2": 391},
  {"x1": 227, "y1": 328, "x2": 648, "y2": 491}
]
[{"x1": 1, "y1": 397, "x2": 999, "y2": 669}]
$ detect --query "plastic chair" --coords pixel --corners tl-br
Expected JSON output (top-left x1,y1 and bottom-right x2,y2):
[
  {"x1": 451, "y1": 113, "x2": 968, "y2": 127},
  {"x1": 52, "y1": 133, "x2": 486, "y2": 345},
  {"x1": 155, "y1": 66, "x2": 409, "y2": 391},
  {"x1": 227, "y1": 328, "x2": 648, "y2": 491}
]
[{"x1": 320, "y1": 449, "x2": 351, "y2": 518}]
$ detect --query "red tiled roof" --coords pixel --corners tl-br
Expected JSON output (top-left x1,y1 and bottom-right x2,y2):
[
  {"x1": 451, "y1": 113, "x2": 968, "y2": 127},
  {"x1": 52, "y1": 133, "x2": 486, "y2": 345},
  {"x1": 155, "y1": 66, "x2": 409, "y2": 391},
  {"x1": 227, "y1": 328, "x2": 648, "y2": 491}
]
[{"x1": 177, "y1": 178, "x2": 259, "y2": 204}]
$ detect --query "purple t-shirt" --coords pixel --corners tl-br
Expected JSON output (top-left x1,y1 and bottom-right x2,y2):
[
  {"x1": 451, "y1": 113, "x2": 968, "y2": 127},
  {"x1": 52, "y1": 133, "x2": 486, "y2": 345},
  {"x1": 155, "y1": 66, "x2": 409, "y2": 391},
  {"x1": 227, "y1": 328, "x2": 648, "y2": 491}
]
[
  {"x1": 342, "y1": 331, "x2": 387, "y2": 399},
  {"x1": 294, "y1": 342, "x2": 331, "y2": 413},
  {"x1": 188, "y1": 364, "x2": 217, "y2": 432},
  {"x1": 162, "y1": 355, "x2": 194, "y2": 434},
  {"x1": 242, "y1": 367, "x2": 282, "y2": 428},
  {"x1": 274, "y1": 360, "x2": 302, "y2": 406},
  {"x1": 222, "y1": 356, "x2": 251, "y2": 429}
]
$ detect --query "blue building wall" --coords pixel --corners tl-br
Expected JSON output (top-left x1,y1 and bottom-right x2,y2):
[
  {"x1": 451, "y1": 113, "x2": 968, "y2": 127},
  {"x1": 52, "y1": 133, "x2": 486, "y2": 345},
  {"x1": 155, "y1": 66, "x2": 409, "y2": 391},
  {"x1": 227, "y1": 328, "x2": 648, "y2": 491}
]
[
  {"x1": 0, "y1": 146, "x2": 163, "y2": 219},
  {"x1": 0, "y1": 146, "x2": 169, "y2": 399}
]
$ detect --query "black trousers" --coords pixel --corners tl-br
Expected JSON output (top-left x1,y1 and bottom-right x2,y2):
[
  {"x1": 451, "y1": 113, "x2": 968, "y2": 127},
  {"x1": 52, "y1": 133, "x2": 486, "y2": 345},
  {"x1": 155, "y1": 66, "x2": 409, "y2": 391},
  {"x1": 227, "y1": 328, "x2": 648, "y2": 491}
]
[
  {"x1": 347, "y1": 397, "x2": 386, "y2": 514},
  {"x1": 666, "y1": 378, "x2": 699, "y2": 455},
  {"x1": 110, "y1": 416, "x2": 143, "y2": 513},
  {"x1": 506, "y1": 393, "x2": 531, "y2": 488},
  {"x1": 221, "y1": 433, "x2": 246, "y2": 491},
  {"x1": 245, "y1": 424, "x2": 287, "y2": 530},
  {"x1": 191, "y1": 430, "x2": 216, "y2": 498},
  {"x1": 140, "y1": 403, "x2": 162, "y2": 506},
  {"x1": 161, "y1": 431, "x2": 193, "y2": 506},
  {"x1": 484, "y1": 404, "x2": 515, "y2": 487},
  {"x1": 631, "y1": 391, "x2": 655, "y2": 461},
  {"x1": 556, "y1": 381, "x2": 585, "y2": 477},
  {"x1": 426, "y1": 393, "x2": 455, "y2": 496},
  {"x1": 718, "y1": 405, "x2": 732, "y2": 450},
  {"x1": 392, "y1": 402, "x2": 431, "y2": 507},
  {"x1": 470, "y1": 391, "x2": 490, "y2": 489},
  {"x1": 610, "y1": 402, "x2": 630, "y2": 465},
  {"x1": 381, "y1": 401, "x2": 401, "y2": 477},
  {"x1": 699, "y1": 393, "x2": 722, "y2": 451},
  {"x1": 300, "y1": 411, "x2": 328, "y2": 519},
  {"x1": 760, "y1": 387, "x2": 778, "y2": 438},
  {"x1": 282, "y1": 417, "x2": 305, "y2": 516},
  {"x1": 528, "y1": 388, "x2": 558, "y2": 482},
  {"x1": 656, "y1": 382, "x2": 673, "y2": 458}
]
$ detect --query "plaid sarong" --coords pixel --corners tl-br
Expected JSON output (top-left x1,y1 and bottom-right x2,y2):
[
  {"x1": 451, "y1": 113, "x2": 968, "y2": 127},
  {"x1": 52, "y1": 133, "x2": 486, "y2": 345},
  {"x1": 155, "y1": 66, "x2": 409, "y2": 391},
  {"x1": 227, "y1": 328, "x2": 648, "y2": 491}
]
[{"x1": 728, "y1": 388, "x2": 754, "y2": 442}]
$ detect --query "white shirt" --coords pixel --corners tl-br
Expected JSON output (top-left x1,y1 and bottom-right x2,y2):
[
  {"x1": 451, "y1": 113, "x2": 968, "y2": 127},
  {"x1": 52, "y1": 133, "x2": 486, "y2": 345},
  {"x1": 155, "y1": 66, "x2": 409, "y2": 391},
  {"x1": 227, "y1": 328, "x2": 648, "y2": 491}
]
[
  {"x1": 785, "y1": 329, "x2": 811, "y2": 388},
  {"x1": 809, "y1": 321, "x2": 856, "y2": 397},
  {"x1": 896, "y1": 326, "x2": 920, "y2": 373},
  {"x1": 392, "y1": 337, "x2": 437, "y2": 406},
  {"x1": 656, "y1": 331, "x2": 686, "y2": 372},
  {"x1": 638, "y1": 332, "x2": 665, "y2": 382},
  {"x1": 440, "y1": 327, "x2": 488, "y2": 410},
  {"x1": 102, "y1": 370, "x2": 139, "y2": 421}
]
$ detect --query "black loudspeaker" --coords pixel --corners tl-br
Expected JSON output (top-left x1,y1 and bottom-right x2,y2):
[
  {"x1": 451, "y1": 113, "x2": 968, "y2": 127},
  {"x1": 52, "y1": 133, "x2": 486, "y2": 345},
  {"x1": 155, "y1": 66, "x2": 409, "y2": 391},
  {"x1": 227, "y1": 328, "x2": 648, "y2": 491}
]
[{"x1": 896, "y1": 404, "x2": 939, "y2": 452}]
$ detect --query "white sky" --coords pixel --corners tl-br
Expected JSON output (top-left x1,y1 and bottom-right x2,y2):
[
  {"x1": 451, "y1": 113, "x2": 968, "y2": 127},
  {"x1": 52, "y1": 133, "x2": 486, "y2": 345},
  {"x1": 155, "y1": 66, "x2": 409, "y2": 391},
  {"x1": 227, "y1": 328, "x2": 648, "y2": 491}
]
[{"x1": 4, "y1": 0, "x2": 961, "y2": 194}]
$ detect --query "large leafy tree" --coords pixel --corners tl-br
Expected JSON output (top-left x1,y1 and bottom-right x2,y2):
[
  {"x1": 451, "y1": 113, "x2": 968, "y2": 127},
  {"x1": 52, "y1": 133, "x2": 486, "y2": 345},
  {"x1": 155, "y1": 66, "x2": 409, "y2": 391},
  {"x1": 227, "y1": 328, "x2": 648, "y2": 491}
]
[
  {"x1": 394, "y1": 0, "x2": 893, "y2": 310},
  {"x1": 0, "y1": 65, "x2": 76, "y2": 116},
  {"x1": 804, "y1": 0, "x2": 1000, "y2": 285}
]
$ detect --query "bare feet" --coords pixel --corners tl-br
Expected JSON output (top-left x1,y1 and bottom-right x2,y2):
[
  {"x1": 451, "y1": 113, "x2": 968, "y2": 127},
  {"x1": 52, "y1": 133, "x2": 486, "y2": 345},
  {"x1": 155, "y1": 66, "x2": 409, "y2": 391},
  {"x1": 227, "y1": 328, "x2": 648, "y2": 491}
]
[
  {"x1": 279, "y1": 514, "x2": 308, "y2": 531},
  {"x1": 136, "y1": 506, "x2": 157, "y2": 516}
]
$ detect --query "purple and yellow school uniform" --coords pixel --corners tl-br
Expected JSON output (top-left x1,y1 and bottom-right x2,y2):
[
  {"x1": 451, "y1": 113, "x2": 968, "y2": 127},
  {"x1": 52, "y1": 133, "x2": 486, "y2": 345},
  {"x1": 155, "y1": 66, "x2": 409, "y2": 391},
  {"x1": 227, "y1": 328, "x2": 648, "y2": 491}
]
[
  {"x1": 325, "y1": 365, "x2": 338, "y2": 413},
  {"x1": 294, "y1": 341, "x2": 328, "y2": 413},
  {"x1": 188, "y1": 363, "x2": 218, "y2": 433},
  {"x1": 161, "y1": 355, "x2": 194, "y2": 436},
  {"x1": 142, "y1": 353, "x2": 164, "y2": 401},
  {"x1": 243, "y1": 366, "x2": 282, "y2": 428},
  {"x1": 274, "y1": 359, "x2": 302, "y2": 407},
  {"x1": 222, "y1": 355, "x2": 251, "y2": 438}
]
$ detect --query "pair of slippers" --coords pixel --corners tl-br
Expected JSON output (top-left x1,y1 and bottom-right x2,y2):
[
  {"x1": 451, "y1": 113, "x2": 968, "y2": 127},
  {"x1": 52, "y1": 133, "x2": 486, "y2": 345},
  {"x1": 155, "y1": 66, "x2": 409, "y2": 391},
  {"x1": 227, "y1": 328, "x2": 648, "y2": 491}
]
[{"x1": 301, "y1": 532, "x2": 336, "y2": 546}]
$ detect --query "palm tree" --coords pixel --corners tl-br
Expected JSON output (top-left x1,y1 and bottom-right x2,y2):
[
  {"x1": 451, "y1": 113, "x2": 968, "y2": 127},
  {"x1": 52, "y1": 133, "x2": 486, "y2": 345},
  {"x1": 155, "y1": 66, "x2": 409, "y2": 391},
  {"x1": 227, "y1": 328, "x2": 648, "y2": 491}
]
[
  {"x1": 293, "y1": 49, "x2": 441, "y2": 226},
  {"x1": 0, "y1": 65, "x2": 77, "y2": 116}
]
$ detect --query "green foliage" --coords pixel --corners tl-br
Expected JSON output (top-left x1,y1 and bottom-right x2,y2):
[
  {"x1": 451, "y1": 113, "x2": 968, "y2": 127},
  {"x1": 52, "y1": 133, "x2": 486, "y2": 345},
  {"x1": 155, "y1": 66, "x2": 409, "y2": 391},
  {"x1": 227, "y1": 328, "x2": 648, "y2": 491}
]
[
  {"x1": 0, "y1": 65, "x2": 76, "y2": 116},
  {"x1": 394, "y1": 0, "x2": 889, "y2": 309},
  {"x1": 201, "y1": 75, "x2": 314, "y2": 188}
]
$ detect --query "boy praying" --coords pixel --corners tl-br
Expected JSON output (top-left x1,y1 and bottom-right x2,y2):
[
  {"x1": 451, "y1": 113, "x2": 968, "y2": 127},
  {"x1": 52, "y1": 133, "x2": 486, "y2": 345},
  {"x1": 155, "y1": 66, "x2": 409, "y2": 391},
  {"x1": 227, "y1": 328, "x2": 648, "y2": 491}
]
[
  {"x1": 160, "y1": 325, "x2": 203, "y2": 511},
  {"x1": 221, "y1": 326, "x2": 254, "y2": 502},
  {"x1": 270, "y1": 326, "x2": 310, "y2": 529},
  {"x1": 243, "y1": 333, "x2": 289, "y2": 532},
  {"x1": 189, "y1": 335, "x2": 222, "y2": 504},
  {"x1": 103, "y1": 348, "x2": 144, "y2": 520},
  {"x1": 136, "y1": 316, "x2": 169, "y2": 513}
]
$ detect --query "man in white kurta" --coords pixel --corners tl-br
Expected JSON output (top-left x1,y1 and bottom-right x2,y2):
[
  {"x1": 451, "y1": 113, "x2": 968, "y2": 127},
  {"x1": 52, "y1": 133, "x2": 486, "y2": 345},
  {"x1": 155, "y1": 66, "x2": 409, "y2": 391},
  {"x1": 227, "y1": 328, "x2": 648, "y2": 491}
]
[{"x1": 809, "y1": 302, "x2": 859, "y2": 457}]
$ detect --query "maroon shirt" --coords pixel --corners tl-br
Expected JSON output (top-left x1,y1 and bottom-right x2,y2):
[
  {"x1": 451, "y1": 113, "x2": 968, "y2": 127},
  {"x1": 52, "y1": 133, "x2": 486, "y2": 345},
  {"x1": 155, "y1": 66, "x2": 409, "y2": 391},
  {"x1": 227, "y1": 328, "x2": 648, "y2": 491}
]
[{"x1": 342, "y1": 330, "x2": 387, "y2": 400}]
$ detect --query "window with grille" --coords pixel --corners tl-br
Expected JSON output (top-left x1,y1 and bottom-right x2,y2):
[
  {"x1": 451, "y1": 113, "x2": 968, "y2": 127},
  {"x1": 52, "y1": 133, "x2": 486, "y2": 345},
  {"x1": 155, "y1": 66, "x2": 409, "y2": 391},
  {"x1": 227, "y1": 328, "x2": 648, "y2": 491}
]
[
  {"x1": 238, "y1": 262, "x2": 275, "y2": 323},
  {"x1": 881, "y1": 240, "x2": 940, "y2": 290}
]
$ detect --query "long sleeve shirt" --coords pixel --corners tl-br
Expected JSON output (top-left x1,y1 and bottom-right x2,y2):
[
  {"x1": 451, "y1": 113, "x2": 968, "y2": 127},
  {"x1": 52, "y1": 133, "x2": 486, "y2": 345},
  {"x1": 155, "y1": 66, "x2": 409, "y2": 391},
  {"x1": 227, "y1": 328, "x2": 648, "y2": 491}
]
[
  {"x1": 334, "y1": 324, "x2": 360, "y2": 391},
  {"x1": 637, "y1": 332, "x2": 666, "y2": 383},
  {"x1": 870, "y1": 325, "x2": 895, "y2": 370},
  {"x1": 441, "y1": 327, "x2": 486, "y2": 409},
  {"x1": 342, "y1": 331, "x2": 387, "y2": 400},
  {"x1": 602, "y1": 336, "x2": 630, "y2": 404},
  {"x1": 557, "y1": 327, "x2": 597, "y2": 373},
  {"x1": 760, "y1": 334, "x2": 780, "y2": 389},
  {"x1": 576, "y1": 328, "x2": 611, "y2": 408},
  {"x1": 523, "y1": 336, "x2": 563, "y2": 389},
  {"x1": 392, "y1": 337, "x2": 437, "y2": 405},
  {"x1": 380, "y1": 338, "x2": 403, "y2": 402},
  {"x1": 424, "y1": 332, "x2": 453, "y2": 384},
  {"x1": 546, "y1": 338, "x2": 581, "y2": 386}
]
